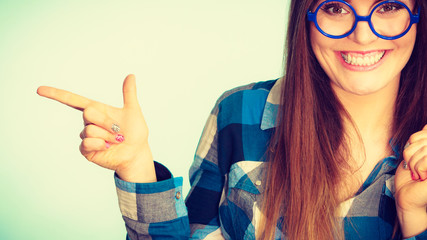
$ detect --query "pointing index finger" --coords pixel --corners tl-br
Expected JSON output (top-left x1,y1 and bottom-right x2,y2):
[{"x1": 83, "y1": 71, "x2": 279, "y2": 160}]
[{"x1": 37, "y1": 86, "x2": 92, "y2": 111}]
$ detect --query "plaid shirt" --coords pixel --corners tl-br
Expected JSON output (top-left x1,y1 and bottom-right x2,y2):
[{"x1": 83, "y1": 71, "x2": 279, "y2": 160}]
[{"x1": 114, "y1": 79, "x2": 427, "y2": 240}]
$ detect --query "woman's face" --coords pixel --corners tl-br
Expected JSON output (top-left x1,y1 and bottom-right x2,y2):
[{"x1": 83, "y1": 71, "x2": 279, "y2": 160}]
[{"x1": 310, "y1": 0, "x2": 417, "y2": 96}]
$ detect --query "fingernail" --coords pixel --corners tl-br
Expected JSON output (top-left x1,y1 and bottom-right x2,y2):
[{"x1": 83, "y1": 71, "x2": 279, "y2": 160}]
[
  {"x1": 115, "y1": 134, "x2": 125, "y2": 143},
  {"x1": 404, "y1": 142, "x2": 410, "y2": 149},
  {"x1": 403, "y1": 161, "x2": 408, "y2": 169},
  {"x1": 411, "y1": 172, "x2": 419, "y2": 181},
  {"x1": 105, "y1": 142, "x2": 111, "y2": 149},
  {"x1": 111, "y1": 123, "x2": 120, "y2": 133}
]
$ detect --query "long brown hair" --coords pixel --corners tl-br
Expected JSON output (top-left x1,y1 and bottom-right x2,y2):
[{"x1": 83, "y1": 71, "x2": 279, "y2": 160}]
[{"x1": 258, "y1": 0, "x2": 427, "y2": 239}]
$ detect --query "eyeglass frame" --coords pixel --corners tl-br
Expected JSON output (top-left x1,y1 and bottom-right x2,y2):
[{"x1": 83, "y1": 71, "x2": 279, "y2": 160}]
[{"x1": 307, "y1": 0, "x2": 420, "y2": 40}]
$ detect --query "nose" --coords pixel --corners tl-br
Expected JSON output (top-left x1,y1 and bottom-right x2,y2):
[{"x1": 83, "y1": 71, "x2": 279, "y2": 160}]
[{"x1": 348, "y1": 20, "x2": 379, "y2": 45}]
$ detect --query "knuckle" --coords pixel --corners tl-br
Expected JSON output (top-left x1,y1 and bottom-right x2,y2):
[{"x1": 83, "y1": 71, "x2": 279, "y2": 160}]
[
  {"x1": 421, "y1": 156, "x2": 427, "y2": 165},
  {"x1": 79, "y1": 141, "x2": 96, "y2": 163},
  {"x1": 418, "y1": 164, "x2": 427, "y2": 178},
  {"x1": 402, "y1": 148, "x2": 411, "y2": 161},
  {"x1": 408, "y1": 160, "x2": 415, "y2": 171},
  {"x1": 83, "y1": 106, "x2": 95, "y2": 120},
  {"x1": 79, "y1": 142, "x2": 90, "y2": 158},
  {"x1": 79, "y1": 130, "x2": 85, "y2": 139},
  {"x1": 81, "y1": 139, "x2": 91, "y2": 151},
  {"x1": 408, "y1": 134, "x2": 416, "y2": 144},
  {"x1": 82, "y1": 109, "x2": 90, "y2": 120},
  {"x1": 79, "y1": 143, "x2": 84, "y2": 154},
  {"x1": 86, "y1": 155, "x2": 95, "y2": 163},
  {"x1": 84, "y1": 125, "x2": 95, "y2": 137}
]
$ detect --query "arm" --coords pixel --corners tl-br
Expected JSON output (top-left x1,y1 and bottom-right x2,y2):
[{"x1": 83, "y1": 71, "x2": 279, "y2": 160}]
[
  {"x1": 115, "y1": 102, "x2": 226, "y2": 239},
  {"x1": 38, "y1": 74, "x2": 227, "y2": 239},
  {"x1": 395, "y1": 125, "x2": 427, "y2": 239},
  {"x1": 186, "y1": 111, "x2": 225, "y2": 239}
]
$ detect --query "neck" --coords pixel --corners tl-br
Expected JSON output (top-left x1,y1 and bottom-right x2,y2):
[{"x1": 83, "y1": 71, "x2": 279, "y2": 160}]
[
  {"x1": 332, "y1": 78, "x2": 400, "y2": 168},
  {"x1": 333, "y1": 83, "x2": 398, "y2": 141},
  {"x1": 332, "y1": 79, "x2": 399, "y2": 200}
]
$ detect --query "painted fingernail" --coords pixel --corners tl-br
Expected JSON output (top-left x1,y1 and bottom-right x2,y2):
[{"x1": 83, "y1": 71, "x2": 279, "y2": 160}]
[
  {"x1": 115, "y1": 134, "x2": 125, "y2": 143},
  {"x1": 111, "y1": 123, "x2": 120, "y2": 133},
  {"x1": 404, "y1": 142, "x2": 410, "y2": 149},
  {"x1": 411, "y1": 171, "x2": 420, "y2": 181},
  {"x1": 402, "y1": 161, "x2": 408, "y2": 169},
  {"x1": 105, "y1": 141, "x2": 111, "y2": 149}
]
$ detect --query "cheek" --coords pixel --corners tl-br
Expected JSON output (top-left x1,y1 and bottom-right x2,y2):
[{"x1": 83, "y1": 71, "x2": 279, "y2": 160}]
[
  {"x1": 310, "y1": 28, "x2": 326, "y2": 62},
  {"x1": 309, "y1": 25, "x2": 337, "y2": 59},
  {"x1": 394, "y1": 28, "x2": 417, "y2": 64},
  {"x1": 310, "y1": 29, "x2": 336, "y2": 72},
  {"x1": 398, "y1": 21, "x2": 416, "y2": 45},
  {"x1": 403, "y1": 28, "x2": 417, "y2": 52},
  {"x1": 309, "y1": 25, "x2": 322, "y2": 51}
]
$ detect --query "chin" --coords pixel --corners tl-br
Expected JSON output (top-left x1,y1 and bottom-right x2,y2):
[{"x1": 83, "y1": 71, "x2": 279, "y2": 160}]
[{"x1": 332, "y1": 80, "x2": 387, "y2": 96}]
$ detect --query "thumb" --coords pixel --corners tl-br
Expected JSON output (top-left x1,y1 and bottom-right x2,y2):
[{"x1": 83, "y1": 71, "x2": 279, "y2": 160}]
[{"x1": 122, "y1": 74, "x2": 139, "y2": 108}]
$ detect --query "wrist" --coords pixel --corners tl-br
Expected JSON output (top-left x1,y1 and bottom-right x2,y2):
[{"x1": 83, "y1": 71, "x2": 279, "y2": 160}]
[
  {"x1": 116, "y1": 143, "x2": 157, "y2": 183},
  {"x1": 397, "y1": 206, "x2": 427, "y2": 238}
]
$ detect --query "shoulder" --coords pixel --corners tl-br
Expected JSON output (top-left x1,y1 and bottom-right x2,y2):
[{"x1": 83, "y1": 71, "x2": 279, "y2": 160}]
[
  {"x1": 211, "y1": 79, "x2": 279, "y2": 130},
  {"x1": 217, "y1": 79, "x2": 277, "y2": 106},
  {"x1": 212, "y1": 79, "x2": 278, "y2": 113}
]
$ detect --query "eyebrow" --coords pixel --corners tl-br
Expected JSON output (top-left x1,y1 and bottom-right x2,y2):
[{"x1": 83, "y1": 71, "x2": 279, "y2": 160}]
[
  {"x1": 344, "y1": 0, "x2": 383, "y2": 4},
  {"x1": 340, "y1": 0, "x2": 413, "y2": 9}
]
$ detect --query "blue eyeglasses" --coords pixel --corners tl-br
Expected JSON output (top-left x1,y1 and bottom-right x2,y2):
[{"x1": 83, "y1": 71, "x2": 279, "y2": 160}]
[{"x1": 307, "y1": 0, "x2": 420, "y2": 40}]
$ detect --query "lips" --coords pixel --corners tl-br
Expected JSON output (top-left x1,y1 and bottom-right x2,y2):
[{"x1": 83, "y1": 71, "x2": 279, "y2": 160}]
[{"x1": 340, "y1": 51, "x2": 386, "y2": 66}]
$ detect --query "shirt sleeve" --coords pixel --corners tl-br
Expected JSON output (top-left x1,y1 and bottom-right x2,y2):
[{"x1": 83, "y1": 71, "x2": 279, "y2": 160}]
[
  {"x1": 114, "y1": 162, "x2": 190, "y2": 240},
  {"x1": 185, "y1": 105, "x2": 226, "y2": 239},
  {"x1": 115, "y1": 99, "x2": 227, "y2": 239},
  {"x1": 404, "y1": 229, "x2": 427, "y2": 240}
]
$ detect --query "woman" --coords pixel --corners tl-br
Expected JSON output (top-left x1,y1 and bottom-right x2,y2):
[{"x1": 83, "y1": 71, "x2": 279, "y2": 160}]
[{"x1": 38, "y1": 0, "x2": 427, "y2": 239}]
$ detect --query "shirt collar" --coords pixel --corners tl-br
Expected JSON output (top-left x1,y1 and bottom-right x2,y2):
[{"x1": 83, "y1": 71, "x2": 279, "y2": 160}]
[{"x1": 260, "y1": 78, "x2": 282, "y2": 130}]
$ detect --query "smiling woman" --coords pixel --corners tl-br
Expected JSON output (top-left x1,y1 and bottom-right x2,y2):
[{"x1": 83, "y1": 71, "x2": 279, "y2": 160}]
[
  {"x1": 35, "y1": 0, "x2": 427, "y2": 239},
  {"x1": 259, "y1": 0, "x2": 427, "y2": 239},
  {"x1": 310, "y1": 0, "x2": 418, "y2": 95}
]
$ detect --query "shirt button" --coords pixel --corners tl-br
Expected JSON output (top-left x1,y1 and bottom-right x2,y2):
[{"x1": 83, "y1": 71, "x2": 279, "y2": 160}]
[
  {"x1": 175, "y1": 191, "x2": 181, "y2": 199},
  {"x1": 255, "y1": 180, "x2": 261, "y2": 186}
]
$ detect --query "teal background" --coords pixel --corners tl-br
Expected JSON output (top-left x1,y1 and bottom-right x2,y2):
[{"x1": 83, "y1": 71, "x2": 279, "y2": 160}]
[{"x1": 0, "y1": 0, "x2": 289, "y2": 239}]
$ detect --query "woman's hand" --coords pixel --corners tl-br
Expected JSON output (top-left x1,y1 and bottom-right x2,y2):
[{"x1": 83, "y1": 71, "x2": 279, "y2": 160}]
[
  {"x1": 395, "y1": 125, "x2": 427, "y2": 237},
  {"x1": 37, "y1": 74, "x2": 156, "y2": 183}
]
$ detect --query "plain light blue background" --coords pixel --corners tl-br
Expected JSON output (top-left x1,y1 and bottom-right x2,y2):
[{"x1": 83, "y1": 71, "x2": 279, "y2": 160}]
[{"x1": 0, "y1": 0, "x2": 289, "y2": 239}]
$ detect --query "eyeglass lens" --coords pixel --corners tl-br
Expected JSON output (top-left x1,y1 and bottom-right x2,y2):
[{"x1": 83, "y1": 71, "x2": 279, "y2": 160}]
[{"x1": 316, "y1": 1, "x2": 411, "y2": 38}]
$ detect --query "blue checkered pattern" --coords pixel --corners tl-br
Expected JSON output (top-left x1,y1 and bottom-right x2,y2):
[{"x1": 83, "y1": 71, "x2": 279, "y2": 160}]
[{"x1": 114, "y1": 79, "x2": 427, "y2": 239}]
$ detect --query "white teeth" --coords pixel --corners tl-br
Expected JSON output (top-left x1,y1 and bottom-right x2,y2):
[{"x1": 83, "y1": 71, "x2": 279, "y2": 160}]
[{"x1": 341, "y1": 51, "x2": 385, "y2": 66}]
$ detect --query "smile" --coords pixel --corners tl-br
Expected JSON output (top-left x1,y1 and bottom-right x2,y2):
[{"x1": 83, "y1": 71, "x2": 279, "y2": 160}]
[{"x1": 340, "y1": 51, "x2": 386, "y2": 66}]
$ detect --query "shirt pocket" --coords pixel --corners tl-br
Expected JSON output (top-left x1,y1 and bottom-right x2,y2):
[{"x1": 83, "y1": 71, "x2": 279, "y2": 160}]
[
  {"x1": 227, "y1": 161, "x2": 265, "y2": 208},
  {"x1": 220, "y1": 161, "x2": 265, "y2": 239}
]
